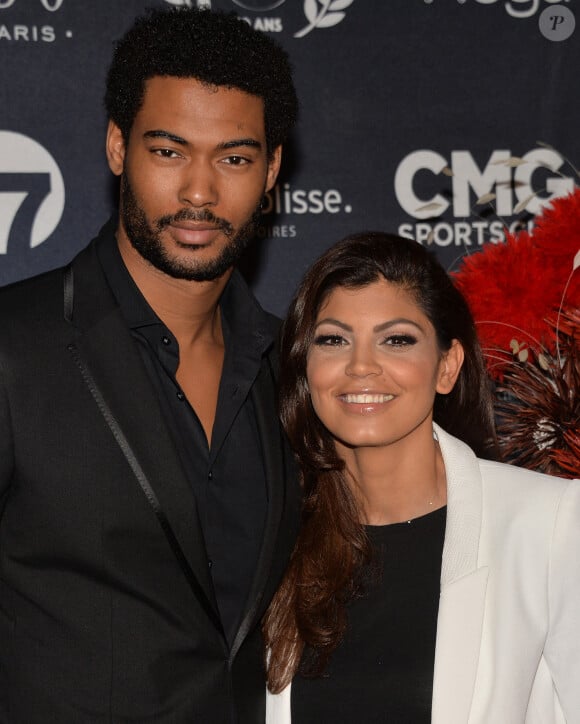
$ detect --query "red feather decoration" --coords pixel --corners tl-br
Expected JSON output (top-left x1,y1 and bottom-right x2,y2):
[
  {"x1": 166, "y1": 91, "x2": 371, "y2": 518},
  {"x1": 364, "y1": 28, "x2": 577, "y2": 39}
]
[
  {"x1": 453, "y1": 188, "x2": 580, "y2": 377},
  {"x1": 452, "y1": 188, "x2": 580, "y2": 477}
]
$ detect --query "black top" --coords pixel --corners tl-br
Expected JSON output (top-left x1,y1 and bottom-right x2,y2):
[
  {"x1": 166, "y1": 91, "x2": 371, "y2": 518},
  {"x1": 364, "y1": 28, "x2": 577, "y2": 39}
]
[
  {"x1": 292, "y1": 506, "x2": 446, "y2": 724},
  {"x1": 97, "y1": 229, "x2": 275, "y2": 644}
]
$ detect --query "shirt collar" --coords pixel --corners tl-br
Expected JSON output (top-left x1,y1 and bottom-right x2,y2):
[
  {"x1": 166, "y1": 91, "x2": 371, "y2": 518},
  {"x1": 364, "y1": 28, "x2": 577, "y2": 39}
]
[{"x1": 95, "y1": 219, "x2": 277, "y2": 355}]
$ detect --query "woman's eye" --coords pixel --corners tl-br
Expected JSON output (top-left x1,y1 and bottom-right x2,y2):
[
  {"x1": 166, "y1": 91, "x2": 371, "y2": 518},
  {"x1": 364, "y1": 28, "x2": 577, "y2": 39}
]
[
  {"x1": 313, "y1": 334, "x2": 346, "y2": 347},
  {"x1": 385, "y1": 334, "x2": 417, "y2": 347}
]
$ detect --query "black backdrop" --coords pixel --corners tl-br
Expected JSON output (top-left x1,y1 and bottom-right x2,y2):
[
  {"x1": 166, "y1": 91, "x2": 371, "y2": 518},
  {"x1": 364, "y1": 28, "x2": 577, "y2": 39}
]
[{"x1": 1, "y1": 0, "x2": 579, "y2": 316}]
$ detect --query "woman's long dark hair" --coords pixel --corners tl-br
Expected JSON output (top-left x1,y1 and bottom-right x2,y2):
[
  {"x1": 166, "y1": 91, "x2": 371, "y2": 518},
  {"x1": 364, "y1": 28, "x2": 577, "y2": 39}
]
[{"x1": 264, "y1": 232, "x2": 497, "y2": 693}]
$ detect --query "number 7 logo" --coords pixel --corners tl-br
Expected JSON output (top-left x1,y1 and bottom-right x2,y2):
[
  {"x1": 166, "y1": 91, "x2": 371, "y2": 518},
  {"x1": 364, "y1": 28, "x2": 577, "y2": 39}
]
[{"x1": 0, "y1": 131, "x2": 65, "y2": 255}]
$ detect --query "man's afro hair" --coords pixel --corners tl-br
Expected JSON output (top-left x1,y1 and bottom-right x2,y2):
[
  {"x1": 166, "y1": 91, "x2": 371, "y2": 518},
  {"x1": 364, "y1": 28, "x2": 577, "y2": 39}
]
[{"x1": 104, "y1": 7, "x2": 298, "y2": 155}]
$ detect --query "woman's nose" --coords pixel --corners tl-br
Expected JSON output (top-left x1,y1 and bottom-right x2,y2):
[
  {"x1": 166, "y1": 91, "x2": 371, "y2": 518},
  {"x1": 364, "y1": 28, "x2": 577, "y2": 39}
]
[{"x1": 345, "y1": 345, "x2": 382, "y2": 377}]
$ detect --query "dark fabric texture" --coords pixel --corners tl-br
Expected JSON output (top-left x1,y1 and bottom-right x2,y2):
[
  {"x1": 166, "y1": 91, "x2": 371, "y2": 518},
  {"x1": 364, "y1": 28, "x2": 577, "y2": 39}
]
[
  {"x1": 0, "y1": 220, "x2": 300, "y2": 723},
  {"x1": 292, "y1": 506, "x2": 446, "y2": 724},
  {"x1": 97, "y1": 232, "x2": 272, "y2": 644}
]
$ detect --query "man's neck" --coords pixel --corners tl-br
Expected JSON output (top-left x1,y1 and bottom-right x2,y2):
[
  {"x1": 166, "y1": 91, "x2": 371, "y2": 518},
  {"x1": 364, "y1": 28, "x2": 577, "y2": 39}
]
[{"x1": 117, "y1": 234, "x2": 232, "y2": 347}]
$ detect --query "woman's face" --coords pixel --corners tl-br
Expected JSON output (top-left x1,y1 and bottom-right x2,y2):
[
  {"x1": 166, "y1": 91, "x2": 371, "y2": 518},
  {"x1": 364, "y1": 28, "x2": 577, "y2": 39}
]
[{"x1": 306, "y1": 278, "x2": 462, "y2": 452}]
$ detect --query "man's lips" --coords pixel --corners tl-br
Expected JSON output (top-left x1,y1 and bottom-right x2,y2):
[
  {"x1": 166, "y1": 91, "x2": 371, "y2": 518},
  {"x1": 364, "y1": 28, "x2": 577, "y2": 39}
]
[
  {"x1": 168, "y1": 221, "x2": 222, "y2": 245},
  {"x1": 170, "y1": 220, "x2": 220, "y2": 231}
]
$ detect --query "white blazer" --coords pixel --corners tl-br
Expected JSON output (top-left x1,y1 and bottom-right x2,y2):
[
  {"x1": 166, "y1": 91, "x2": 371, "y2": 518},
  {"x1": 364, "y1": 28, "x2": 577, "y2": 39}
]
[{"x1": 266, "y1": 424, "x2": 580, "y2": 723}]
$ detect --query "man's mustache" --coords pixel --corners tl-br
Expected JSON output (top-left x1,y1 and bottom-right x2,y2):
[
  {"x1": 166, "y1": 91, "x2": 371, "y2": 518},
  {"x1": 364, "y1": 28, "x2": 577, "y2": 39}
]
[{"x1": 156, "y1": 208, "x2": 234, "y2": 237}]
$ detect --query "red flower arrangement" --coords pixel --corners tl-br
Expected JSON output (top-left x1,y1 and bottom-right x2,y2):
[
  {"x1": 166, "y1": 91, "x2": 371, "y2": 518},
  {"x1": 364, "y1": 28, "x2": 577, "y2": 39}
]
[{"x1": 453, "y1": 189, "x2": 580, "y2": 478}]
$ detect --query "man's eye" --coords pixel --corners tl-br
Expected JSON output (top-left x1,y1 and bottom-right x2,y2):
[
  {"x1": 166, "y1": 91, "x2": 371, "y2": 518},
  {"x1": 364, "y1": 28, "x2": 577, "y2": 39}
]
[
  {"x1": 223, "y1": 156, "x2": 250, "y2": 166},
  {"x1": 385, "y1": 334, "x2": 416, "y2": 347},
  {"x1": 153, "y1": 148, "x2": 180, "y2": 158},
  {"x1": 313, "y1": 334, "x2": 346, "y2": 347}
]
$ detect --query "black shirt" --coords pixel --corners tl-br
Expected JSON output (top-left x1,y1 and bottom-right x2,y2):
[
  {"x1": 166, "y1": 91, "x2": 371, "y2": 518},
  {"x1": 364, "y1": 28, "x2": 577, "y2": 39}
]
[
  {"x1": 96, "y1": 228, "x2": 275, "y2": 644},
  {"x1": 292, "y1": 506, "x2": 446, "y2": 724}
]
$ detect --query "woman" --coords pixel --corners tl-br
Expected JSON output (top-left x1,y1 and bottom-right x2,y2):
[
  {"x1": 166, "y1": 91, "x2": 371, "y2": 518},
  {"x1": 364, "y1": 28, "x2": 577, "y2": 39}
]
[{"x1": 264, "y1": 232, "x2": 580, "y2": 723}]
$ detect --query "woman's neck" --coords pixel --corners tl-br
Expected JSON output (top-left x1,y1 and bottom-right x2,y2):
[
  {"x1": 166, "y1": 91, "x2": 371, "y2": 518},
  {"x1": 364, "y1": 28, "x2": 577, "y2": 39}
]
[{"x1": 338, "y1": 428, "x2": 447, "y2": 525}]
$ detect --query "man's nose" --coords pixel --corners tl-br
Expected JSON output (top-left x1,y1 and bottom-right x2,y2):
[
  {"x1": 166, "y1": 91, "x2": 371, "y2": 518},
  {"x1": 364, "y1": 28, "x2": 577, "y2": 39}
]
[{"x1": 178, "y1": 159, "x2": 218, "y2": 207}]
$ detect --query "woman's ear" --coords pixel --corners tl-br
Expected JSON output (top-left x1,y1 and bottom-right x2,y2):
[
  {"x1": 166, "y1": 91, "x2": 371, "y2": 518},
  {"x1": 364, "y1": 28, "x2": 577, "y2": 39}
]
[
  {"x1": 106, "y1": 120, "x2": 126, "y2": 177},
  {"x1": 436, "y1": 339, "x2": 464, "y2": 394}
]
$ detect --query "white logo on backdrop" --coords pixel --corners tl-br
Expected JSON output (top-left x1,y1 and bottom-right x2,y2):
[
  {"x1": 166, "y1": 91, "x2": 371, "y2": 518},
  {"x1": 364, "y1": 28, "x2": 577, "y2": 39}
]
[
  {"x1": 263, "y1": 181, "x2": 352, "y2": 215},
  {"x1": 164, "y1": 0, "x2": 212, "y2": 7},
  {"x1": 424, "y1": 0, "x2": 576, "y2": 38},
  {"x1": 0, "y1": 131, "x2": 65, "y2": 254},
  {"x1": 165, "y1": 0, "x2": 355, "y2": 37},
  {"x1": 481, "y1": 0, "x2": 566, "y2": 20},
  {"x1": 295, "y1": 0, "x2": 354, "y2": 38},
  {"x1": 0, "y1": 0, "x2": 64, "y2": 9},
  {"x1": 0, "y1": 0, "x2": 74, "y2": 43},
  {"x1": 394, "y1": 147, "x2": 575, "y2": 247},
  {"x1": 258, "y1": 179, "x2": 353, "y2": 239},
  {"x1": 232, "y1": 0, "x2": 286, "y2": 9}
]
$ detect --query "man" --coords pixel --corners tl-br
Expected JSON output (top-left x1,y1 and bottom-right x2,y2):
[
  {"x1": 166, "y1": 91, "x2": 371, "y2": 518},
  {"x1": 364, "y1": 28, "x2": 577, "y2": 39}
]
[{"x1": 0, "y1": 7, "x2": 299, "y2": 723}]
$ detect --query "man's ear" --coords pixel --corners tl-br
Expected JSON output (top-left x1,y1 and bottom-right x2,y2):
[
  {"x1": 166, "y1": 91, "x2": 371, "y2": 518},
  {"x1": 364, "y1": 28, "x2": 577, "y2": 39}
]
[
  {"x1": 106, "y1": 120, "x2": 126, "y2": 177},
  {"x1": 265, "y1": 145, "x2": 282, "y2": 191},
  {"x1": 436, "y1": 339, "x2": 464, "y2": 395}
]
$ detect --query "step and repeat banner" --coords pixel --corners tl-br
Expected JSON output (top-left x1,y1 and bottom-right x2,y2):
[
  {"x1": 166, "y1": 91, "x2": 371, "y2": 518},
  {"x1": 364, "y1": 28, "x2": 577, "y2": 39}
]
[{"x1": 1, "y1": 0, "x2": 579, "y2": 316}]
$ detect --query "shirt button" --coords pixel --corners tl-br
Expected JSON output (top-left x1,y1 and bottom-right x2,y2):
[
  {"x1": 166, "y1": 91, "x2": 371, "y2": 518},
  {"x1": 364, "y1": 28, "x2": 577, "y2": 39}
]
[
  {"x1": 176, "y1": 391, "x2": 185, "y2": 401},
  {"x1": 208, "y1": 471, "x2": 213, "y2": 481},
  {"x1": 208, "y1": 560, "x2": 213, "y2": 569},
  {"x1": 161, "y1": 335, "x2": 171, "y2": 345}
]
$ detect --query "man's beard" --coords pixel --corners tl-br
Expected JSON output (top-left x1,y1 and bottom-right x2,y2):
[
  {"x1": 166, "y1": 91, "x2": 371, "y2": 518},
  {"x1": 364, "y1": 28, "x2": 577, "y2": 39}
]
[{"x1": 120, "y1": 172, "x2": 262, "y2": 282}]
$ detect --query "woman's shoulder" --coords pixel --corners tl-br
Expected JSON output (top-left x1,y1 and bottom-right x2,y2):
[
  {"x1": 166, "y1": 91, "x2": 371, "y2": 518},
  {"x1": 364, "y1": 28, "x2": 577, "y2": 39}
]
[
  {"x1": 477, "y1": 456, "x2": 576, "y2": 492},
  {"x1": 436, "y1": 422, "x2": 578, "y2": 516},
  {"x1": 477, "y1": 458, "x2": 579, "y2": 529}
]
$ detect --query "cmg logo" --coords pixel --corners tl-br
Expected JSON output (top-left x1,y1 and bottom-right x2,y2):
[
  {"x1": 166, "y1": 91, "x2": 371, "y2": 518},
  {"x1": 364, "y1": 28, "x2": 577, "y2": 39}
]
[
  {"x1": 394, "y1": 148, "x2": 574, "y2": 220},
  {"x1": 0, "y1": 131, "x2": 65, "y2": 254}
]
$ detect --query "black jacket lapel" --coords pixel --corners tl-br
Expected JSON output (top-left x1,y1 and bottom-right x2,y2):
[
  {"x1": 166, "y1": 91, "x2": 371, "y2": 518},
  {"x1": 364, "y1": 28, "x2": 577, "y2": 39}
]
[
  {"x1": 229, "y1": 354, "x2": 300, "y2": 663},
  {"x1": 65, "y1": 241, "x2": 224, "y2": 636}
]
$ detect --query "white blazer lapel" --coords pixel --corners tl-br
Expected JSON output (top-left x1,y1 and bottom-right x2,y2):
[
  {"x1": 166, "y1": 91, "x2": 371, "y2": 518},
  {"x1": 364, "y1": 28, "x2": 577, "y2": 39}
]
[
  {"x1": 431, "y1": 425, "x2": 488, "y2": 724},
  {"x1": 432, "y1": 567, "x2": 488, "y2": 724},
  {"x1": 267, "y1": 426, "x2": 491, "y2": 724},
  {"x1": 266, "y1": 682, "x2": 292, "y2": 724}
]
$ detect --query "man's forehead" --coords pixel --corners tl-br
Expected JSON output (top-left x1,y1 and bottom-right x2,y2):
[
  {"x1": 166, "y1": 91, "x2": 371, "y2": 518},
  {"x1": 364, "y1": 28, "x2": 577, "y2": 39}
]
[{"x1": 125, "y1": 78, "x2": 267, "y2": 154}]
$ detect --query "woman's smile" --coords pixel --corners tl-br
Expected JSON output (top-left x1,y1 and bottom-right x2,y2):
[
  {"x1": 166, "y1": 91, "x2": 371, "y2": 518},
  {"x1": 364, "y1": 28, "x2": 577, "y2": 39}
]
[{"x1": 306, "y1": 279, "x2": 456, "y2": 451}]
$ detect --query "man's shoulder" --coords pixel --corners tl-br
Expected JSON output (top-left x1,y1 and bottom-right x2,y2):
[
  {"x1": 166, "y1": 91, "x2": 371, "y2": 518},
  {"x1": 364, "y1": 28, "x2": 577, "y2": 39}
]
[
  {"x1": 0, "y1": 265, "x2": 66, "y2": 320},
  {"x1": 0, "y1": 236, "x2": 102, "y2": 328},
  {"x1": 0, "y1": 266, "x2": 73, "y2": 363}
]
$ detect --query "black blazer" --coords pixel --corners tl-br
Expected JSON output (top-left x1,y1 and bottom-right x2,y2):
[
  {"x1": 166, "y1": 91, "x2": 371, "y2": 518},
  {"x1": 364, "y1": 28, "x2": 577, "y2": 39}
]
[{"x1": 0, "y1": 229, "x2": 300, "y2": 723}]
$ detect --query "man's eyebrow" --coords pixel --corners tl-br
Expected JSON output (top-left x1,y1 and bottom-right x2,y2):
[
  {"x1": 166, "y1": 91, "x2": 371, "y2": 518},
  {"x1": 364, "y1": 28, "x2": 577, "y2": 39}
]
[
  {"x1": 142, "y1": 131, "x2": 262, "y2": 152},
  {"x1": 143, "y1": 130, "x2": 187, "y2": 145},
  {"x1": 217, "y1": 138, "x2": 262, "y2": 151}
]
